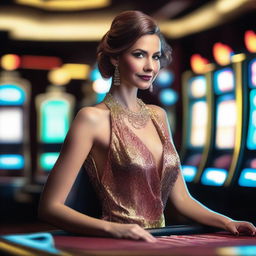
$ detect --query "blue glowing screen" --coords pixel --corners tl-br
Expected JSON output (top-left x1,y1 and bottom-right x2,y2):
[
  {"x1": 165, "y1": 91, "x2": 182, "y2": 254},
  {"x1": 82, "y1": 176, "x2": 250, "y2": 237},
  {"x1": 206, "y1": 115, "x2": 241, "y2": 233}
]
[
  {"x1": 3, "y1": 232, "x2": 60, "y2": 254},
  {"x1": 238, "y1": 168, "x2": 256, "y2": 187},
  {"x1": 159, "y1": 88, "x2": 178, "y2": 106},
  {"x1": 201, "y1": 168, "x2": 227, "y2": 186},
  {"x1": 247, "y1": 89, "x2": 256, "y2": 150},
  {"x1": 181, "y1": 165, "x2": 197, "y2": 182},
  {"x1": 0, "y1": 84, "x2": 26, "y2": 105},
  {"x1": 154, "y1": 69, "x2": 174, "y2": 88},
  {"x1": 214, "y1": 68, "x2": 234, "y2": 95},
  {"x1": 0, "y1": 154, "x2": 24, "y2": 169}
]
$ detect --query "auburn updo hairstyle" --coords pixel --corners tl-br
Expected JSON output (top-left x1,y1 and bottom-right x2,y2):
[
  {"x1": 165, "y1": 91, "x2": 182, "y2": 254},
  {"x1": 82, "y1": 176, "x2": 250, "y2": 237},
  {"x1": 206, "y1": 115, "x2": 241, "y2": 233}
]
[{"x1": 97, "y1": 10, "x2": 172, "y2": 78}]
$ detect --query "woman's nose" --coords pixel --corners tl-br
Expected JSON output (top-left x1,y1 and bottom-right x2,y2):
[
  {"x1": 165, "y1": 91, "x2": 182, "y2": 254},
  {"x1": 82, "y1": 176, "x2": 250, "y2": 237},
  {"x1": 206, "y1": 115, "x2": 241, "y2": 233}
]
[{"x1": 143, "y1": 58, "x2": 153, "y2": 72}]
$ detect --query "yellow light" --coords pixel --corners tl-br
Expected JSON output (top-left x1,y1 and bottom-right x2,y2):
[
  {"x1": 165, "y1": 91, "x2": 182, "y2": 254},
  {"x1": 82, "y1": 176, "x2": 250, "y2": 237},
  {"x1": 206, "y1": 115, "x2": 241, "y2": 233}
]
[
  {"x1": 48, "y1": 68, "x2": 71, "y2": 86},
  {"x1": 231, "y1": 53, "x2": 246, "y2": 63},
  {"x1": 213, "y1": 42, "x2": 233, "y2": 66},
  {"x1": 244, "y1": 30, "x2": 256, "y2": 53},
  {"x1": 160, "y1": 0, "x2": 252, "y2": 39},
  {"x1": 0, "y1": 8, "x2": 113, "y2": 41},
  {"x1": 15, "y1": 0, "x2": 110, "y2": 11},
  {"x1": 62, "y1": 64, "x2": 90, "y2": 80},
  {"x1": 1, "y1": 54, "x2": 20, "y2": 70},
  {"x1": 216, "y1": 0, "x2": 248, "y2": 13},
  {"x1": 190, "y1": 54, "x2": 209, "y2": 74}
]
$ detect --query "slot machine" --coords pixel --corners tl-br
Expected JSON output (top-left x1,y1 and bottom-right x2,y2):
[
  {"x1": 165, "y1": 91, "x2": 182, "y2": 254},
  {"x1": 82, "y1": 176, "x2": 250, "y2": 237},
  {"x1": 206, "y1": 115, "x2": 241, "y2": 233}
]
[
  {"x1": 195, "y1": 54, "x2": 245, "y2": 187},
  {"x1": 0, "y1": 71, "x2": 31, "y2": 194},
  {"x1": 180, "y1": 71, "x2": 208, "y2": 183},
  {"x1": 228, "y1": 54, "x2": 256, "y2": 187},
  {"x1": 35, "y1": 85, "x2": 75, "y2": 184}
]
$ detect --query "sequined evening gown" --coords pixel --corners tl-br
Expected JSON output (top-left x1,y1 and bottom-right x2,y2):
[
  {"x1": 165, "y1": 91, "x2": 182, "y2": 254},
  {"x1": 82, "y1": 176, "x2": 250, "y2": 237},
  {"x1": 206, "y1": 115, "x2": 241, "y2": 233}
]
[{"x1": 84, "y1": 95, "x2": 180, "y2": 228}]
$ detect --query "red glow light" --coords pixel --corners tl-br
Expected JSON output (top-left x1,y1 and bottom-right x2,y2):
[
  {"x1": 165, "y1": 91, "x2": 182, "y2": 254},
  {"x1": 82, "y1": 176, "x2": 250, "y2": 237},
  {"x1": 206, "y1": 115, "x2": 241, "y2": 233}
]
[
  {"x1": 190, "y1": 54, "x2": 209, "y2": 74},
  {"x1": 244, "y1": 30, "x2": 256, "y2": 53},
  {"x1": 213, "y1": 42, "x2": 233, "y2": 66},
  {"x1": 21, "y1": 55, "x2": 62, "y2": 70}
]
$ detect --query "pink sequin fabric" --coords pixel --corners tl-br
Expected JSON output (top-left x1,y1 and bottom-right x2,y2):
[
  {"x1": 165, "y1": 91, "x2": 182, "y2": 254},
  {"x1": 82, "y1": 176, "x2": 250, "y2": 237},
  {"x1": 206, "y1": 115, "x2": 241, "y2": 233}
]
[{"x1": 84, "y1": 95, "x2": 180, "y2": 228}]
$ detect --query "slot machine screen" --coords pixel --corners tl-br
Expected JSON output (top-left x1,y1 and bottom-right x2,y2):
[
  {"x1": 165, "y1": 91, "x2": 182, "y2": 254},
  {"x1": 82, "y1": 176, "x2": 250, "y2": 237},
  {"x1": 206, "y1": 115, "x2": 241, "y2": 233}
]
[
  {"x1": 214, "y1": 68, "x2": 234, "y2": 94},
  {"x1": 0, "y1": 108, "x2": 23, "y2": 143},
  {"x1": 248, "y1": 58, "x2": 256, "y2": 88},
  {"x1": 189, "y1": 101, "x2": 207, "y2": 147},
  {"x1": 247, "y1": 89, "x2": 256, "y2": 150},
  {"x1": 215, "y1": 95, "x2": 236, "y2": 149},
  {"x1": 41, "y1": 100, "x2": 70, "y2": 143},
  {"x1": 40, "y1": 152, "x2": 59, "y2": 171},
  {"x1": 239, "y1": 88, "x2": 256, "y2": 187}
]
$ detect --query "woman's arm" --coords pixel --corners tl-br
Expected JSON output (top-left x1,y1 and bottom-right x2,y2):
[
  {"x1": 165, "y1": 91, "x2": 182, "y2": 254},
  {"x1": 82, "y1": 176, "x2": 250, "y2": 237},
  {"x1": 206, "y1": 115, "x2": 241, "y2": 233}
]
[
  {"x1": 169, "y1": 172, "x2": 255, "y2": 235},
  {"x1": 38, "y1": 107, "x2": 156, "y2": 242},
  {"x1": 154, "y1": 105, "x2": 256, "y2": 236}
]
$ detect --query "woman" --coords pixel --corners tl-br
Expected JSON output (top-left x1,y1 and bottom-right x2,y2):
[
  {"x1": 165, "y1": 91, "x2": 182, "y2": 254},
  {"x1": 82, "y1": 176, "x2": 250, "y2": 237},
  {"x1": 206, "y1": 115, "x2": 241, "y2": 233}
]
[{"x1": 38, "y1": 10, "x2": 256, "y2": 243}]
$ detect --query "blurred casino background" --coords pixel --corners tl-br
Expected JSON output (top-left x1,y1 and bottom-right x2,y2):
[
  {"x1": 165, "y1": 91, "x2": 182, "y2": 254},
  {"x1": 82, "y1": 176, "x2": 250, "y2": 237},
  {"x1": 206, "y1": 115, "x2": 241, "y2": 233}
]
[{"x1": 0, "y1": 0, "x2": 256, "y2": 228}]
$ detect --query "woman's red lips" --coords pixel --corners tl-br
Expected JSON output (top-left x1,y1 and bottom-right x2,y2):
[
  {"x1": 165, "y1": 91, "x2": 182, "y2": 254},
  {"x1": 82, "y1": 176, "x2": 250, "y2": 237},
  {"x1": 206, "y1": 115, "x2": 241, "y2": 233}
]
[{"x1": 138, "y1": 75, "x2": 152, "y2": 81}]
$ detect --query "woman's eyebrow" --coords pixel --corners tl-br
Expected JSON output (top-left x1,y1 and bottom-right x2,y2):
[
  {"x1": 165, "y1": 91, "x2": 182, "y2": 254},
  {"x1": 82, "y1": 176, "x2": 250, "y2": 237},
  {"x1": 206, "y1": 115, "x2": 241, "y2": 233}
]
[{"x1": 132, "y1": 49, "x2": 161, "y2": 55}]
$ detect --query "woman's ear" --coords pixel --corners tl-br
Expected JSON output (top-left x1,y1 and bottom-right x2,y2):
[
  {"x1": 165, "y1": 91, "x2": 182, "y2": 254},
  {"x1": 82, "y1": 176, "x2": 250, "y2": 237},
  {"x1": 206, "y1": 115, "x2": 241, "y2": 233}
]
[{"x1": 110, "y1": 57, "x2": 119, "y2": 66}]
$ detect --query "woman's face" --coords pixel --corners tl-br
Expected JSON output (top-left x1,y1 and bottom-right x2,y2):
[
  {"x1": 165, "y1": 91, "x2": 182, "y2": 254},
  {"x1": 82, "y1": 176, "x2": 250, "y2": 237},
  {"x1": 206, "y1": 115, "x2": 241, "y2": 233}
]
[{"x1": 118, "y1": 34, "x2": 161, "y2": 90}]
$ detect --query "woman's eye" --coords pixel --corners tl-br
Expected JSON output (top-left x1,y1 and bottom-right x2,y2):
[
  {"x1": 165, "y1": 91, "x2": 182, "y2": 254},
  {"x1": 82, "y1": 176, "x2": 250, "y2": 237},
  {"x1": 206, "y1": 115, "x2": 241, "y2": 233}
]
[
  {"x1": 133, "y1": 52, "x2": 144, "y2": 58},
  {"x1": 153, "y1": 55, "x2": 161, "y2": 60}
]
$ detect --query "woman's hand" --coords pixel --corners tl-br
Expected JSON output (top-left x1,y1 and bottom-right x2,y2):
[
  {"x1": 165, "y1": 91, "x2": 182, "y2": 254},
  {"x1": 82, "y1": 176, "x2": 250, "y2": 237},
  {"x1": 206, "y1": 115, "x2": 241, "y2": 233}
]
[
  {"x1": 106, "y1": 222, "x2": 157, "y2": 243},
  {"x1": 224, "y1": 220, "x2": 256, "y2": 236}
]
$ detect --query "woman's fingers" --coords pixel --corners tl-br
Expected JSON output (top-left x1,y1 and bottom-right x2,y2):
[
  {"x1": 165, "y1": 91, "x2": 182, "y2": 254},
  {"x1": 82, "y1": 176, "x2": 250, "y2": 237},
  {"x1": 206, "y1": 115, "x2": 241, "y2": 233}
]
[
  {"x1": 128, "y1": 224, "x2": 157, "y2": 242},
  {"x1": 111, "y1": 223, "x2": 157, "y2": 242},
  {"x1": 237, "y1": 221, "x2": 256, "y2": 235},
  {"x1": 226, "y1": 221, "x2": 256, "y2": 236}
]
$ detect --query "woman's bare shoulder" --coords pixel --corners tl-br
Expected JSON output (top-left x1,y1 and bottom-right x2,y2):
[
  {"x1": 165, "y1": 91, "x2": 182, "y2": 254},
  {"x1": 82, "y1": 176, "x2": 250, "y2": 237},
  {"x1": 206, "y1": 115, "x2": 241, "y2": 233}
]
[
  {"x1": 76, "y1": 102, "x2": 110, "y2": 125},
  {"x1": 146, "y1": 104, "x2": 166, "y2": 119}
]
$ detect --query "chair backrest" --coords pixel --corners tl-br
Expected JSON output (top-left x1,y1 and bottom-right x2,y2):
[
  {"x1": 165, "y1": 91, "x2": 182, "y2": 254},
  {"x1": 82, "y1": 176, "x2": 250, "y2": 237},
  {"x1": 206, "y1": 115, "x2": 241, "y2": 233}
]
[{"x1": 65, "y1": 165, "x2": 102, "y2": 218}]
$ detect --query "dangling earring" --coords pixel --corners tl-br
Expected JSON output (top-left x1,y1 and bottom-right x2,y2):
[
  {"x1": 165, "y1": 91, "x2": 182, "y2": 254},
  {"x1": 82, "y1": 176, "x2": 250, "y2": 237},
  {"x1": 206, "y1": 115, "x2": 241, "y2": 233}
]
[
  {"x1": 149, "y1": 83, "x2": 153, "y2": 92},
  {"x1": 113, "y1": 64, "x2": 120, "y2": 86}
]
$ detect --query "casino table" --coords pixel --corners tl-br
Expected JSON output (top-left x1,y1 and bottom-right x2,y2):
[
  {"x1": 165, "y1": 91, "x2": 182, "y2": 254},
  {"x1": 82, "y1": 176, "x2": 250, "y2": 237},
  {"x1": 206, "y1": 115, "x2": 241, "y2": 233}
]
[{"x1": 1, "y1": 225, "x2": 256, "y2": 256}]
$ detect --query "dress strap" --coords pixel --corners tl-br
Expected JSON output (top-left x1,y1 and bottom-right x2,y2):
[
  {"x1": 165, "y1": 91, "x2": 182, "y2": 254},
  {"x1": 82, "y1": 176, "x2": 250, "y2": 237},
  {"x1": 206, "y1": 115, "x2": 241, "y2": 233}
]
[{"x1": 147, "y1": 106, "x2": 168, "y2": 143}]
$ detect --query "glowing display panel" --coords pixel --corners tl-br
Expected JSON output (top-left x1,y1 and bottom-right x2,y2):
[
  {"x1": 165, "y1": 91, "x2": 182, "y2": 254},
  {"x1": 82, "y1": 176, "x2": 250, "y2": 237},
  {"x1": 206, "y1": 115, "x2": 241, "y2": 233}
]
[
  {"x1": 247, "y1": 89, "x2": 256, "y2": 150},
  {"x1": 215, "y1": 95, "x2": 236, "y2": 149},
  {"x1": 40, "y1": 152, "x2": 59, "y2": 171},
  {"x1": 3, "y1": 233, "x2": 60, "y2": 255},
  {"x1": 181, "y1": 165, "x2": 197, "y2": 182},
  {"x1": 201, "y1": 168, "x2": 227, "y2": 186},
  {"x1": 189, "y1": 101, "x2": 207, "y2": 147},
  {"x1": 249, "y1": 58, "x2": 256, "y2": 88},
  {"x1": 0, "y1": 154, "x2": 24, "y2": 169},
  {"x1": 41, "y1": 100, "x2": 70, "y2": 143},
  {"x1": 159, "y1": 89, "x2": 178, "y2": 106},
  {"x1": 218, "y1": 245, "x2": 256, "y2": 255},
  {"x1": 189, "y1": 76, "x2": 206, "y2": 98},
  {"x1": 238, "y1": 168, "x2": 256, "y2": 187},
  {"x1": 0, "y1": 108, "x2": 23, "y2": 143},
  {"x1": 0, "y1": 84, "x2": 26, "y2": 105},
  {"x1": 214, "y1": 68, "x2": 234, "y2": 95}
]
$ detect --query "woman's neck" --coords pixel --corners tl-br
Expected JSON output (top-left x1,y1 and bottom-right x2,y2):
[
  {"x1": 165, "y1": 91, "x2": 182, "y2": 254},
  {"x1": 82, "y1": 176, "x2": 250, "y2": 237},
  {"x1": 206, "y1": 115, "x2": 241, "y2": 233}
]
[{"x1": 109, "y1": 86, "x2": 140, "y2": 112}]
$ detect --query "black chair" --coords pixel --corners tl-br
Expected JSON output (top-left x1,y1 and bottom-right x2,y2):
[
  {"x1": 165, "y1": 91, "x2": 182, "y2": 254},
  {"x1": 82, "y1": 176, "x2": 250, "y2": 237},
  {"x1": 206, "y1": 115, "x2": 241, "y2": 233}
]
[{"x1": 64, "y1": 165, "x2": 102, "y2": 218}]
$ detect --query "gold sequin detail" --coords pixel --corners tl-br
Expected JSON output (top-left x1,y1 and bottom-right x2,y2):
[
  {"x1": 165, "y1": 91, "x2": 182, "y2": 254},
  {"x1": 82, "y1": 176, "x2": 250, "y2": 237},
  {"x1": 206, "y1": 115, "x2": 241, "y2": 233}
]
[
  {"x1": 84, "y1": 97, "x2": 180, "y2": 228},
  {"x1": 104, "y1": 93, "x2": 150, "y2": 129}
]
